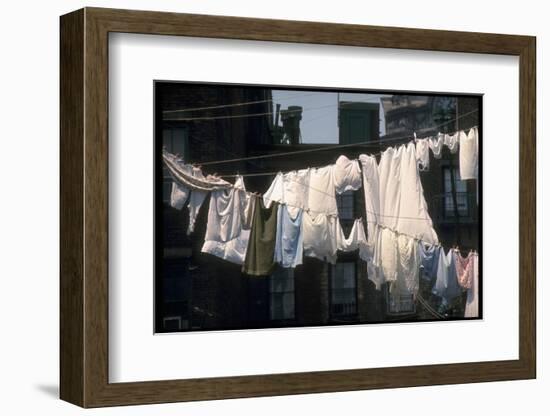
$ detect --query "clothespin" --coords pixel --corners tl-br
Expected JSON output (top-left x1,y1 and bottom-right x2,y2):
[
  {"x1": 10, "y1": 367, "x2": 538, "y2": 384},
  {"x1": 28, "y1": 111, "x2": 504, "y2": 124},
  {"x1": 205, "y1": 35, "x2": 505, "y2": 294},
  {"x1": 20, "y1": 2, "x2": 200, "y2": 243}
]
[{"x1": 413, "y1": 132, "x2": 418, "y2": 143}]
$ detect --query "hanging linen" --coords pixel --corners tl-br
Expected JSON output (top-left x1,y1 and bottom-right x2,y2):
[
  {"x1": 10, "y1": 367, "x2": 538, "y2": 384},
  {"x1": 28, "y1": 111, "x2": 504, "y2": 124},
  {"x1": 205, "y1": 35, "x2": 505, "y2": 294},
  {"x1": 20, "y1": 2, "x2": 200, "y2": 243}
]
[
  {"x1": 393, "y1": 233, "x2": 421, "y2": 296},
  {"x1": 201, "y1": 176, "x2": 254, "y2": 265},
  {"x1": 273, "y1": 205, "x2": 304, "y2": 268},
  {"x1": 432, "y1": 248, "x2": 461, "y2": 306},
  {"x1": 163, "y1": 150, "x2": 232, "y2": 191},
  {"x1": 454, "y1": 250, "x2": 475, "y2": 289},
  {"x1": 464, "y1": 253, "x2": 479, "y2": 318},
  {"x1": 459, "y1": 127, "x2": 479, "y2": 180},
  {"x1": 336, "y1": 218, "x2": 369, "y2": 260},
  {"x1": 358, "y1": 154, "x2": 380, "y2": 247},
  {"x1": 333, "y1": 155, "x2": 362, "y2": 193},
  {"x1": 378, "y1": 143, "x2": 439, "y2": 244},
  {"x1": 373, "y1": 228, "x2": 420, "y2": 296},
  {"x1": 242, "y1": 198, "x2": 279, "y2": 276},
  {"x1": 418, "y1": 241, "x2": 440, "y2": 282},
  {"x1": 415, "y1": 138, "x2": 430, "y2": 171},
  {"x1": 302, "y1": 212, "x2": 340, "y2": 264},
  {"x1": 373, "y1": 226, "x2": 398, "y2": 284},
  {"x1": 163, "y1": 150, "x2": 232, "y2": 234},
  {"x1": 428, "y1": 133, "x2": 444, "y2": 159},
  {"x1": 170, "y1": 180, "x2": 190, "y2": 210},
  {"x1": 444, "y1": 131, "x2": 460, "y2": 154},
  {"x1": 307, "y1": 165, "x2": 338, "y2": 216},
  {"x1": 263, "y1": 168, "x2": 310, "y2": 219}
]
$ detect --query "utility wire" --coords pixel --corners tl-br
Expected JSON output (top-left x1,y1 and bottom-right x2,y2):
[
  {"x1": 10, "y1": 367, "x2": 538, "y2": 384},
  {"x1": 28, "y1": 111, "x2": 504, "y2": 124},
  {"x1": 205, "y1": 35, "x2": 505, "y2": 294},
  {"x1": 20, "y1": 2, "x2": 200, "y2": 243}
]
[
  {"x1": 162, "y1": 92, "x2": 320, "y2": 114},
  {"x1": 162, "y1": 92, "x2": 379, "y2": 115},
  {"x1": 164, "y1": 102, "x2": 345, "y2": 122}
]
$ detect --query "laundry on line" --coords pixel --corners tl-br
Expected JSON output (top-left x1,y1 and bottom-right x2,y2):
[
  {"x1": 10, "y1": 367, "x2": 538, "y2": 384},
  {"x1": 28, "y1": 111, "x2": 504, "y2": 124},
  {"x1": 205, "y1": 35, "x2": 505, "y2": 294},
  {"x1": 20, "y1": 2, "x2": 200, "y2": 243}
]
[{"x1": 162, "y1": 124, "x2": 479, "y2": 318}]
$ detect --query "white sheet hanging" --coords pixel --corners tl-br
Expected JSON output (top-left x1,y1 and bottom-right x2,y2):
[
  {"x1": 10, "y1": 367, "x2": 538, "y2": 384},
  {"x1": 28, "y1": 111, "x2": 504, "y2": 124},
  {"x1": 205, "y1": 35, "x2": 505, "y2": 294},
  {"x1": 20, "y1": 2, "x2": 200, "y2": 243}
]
[
  {"x1": 394, "y1": 233, "x2": 421, "y2": 296},
  {"x1": 374, "y1": 226, "x2": 398, "y2": 283},
  {"x1": 378, "y1": 143, "x2": 439, "y2": 245},
  {"x1": 201, "y1": 176, "x2": 254, "y2": 265},
  {"x1": 358, "y1": 154, "x2": 380, "y2": 247}
]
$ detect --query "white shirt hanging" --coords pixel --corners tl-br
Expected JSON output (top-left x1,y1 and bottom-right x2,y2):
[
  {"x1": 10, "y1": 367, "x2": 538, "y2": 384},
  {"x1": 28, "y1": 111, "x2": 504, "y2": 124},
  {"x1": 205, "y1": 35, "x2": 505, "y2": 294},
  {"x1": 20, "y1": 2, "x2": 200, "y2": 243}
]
[
  {"x1": 263, "y1": 168, "x2": 310, "y2": 219},
  {"x1": 307, "y1": 165, "x2": 338, "y2": 216},
  {"x1": 415, "y1": 138, "x2": 430, "y2": 171},
  {"x1": 302, "y1": 212, "x2": 340, "y2": 264},
  {"x1": 444, "y1": 131, "x2": 460, "y2": 154},
  {"x1": 428, "y1": 133, "x2": 444, "y2": 159}
]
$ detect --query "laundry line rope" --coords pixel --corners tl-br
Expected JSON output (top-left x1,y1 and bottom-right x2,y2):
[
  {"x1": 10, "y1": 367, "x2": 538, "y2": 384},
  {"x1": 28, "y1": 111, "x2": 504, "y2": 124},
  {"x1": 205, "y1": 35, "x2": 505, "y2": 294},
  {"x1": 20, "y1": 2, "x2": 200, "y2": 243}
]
[
  {"x1": 164, "y1": 121, "x2": 477, "y2": 225},
  {"x1": 190, "y1": 110, "x2": 478, "y2": 167}
]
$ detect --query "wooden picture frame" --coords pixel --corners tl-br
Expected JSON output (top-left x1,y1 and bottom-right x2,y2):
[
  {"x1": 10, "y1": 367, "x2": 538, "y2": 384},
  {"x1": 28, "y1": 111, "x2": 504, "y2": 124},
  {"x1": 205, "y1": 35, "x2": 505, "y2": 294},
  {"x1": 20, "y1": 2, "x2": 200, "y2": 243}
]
[{"x1": 60, "y1": 7, "x2": 536, "y2": 408}]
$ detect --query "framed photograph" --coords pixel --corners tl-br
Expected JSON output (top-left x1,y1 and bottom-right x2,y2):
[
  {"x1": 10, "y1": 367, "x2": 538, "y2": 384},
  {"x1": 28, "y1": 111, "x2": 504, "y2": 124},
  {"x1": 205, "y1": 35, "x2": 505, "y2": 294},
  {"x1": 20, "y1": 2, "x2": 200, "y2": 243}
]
[{"x1": 60, "y1": 7, "x2": 536, "y2": 408}]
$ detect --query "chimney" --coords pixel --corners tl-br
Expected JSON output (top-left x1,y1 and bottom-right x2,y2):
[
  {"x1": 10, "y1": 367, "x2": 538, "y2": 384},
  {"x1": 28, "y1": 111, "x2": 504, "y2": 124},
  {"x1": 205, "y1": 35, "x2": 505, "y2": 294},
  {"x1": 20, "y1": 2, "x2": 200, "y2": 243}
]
[{"x1": 280, "y1": 106, "x2": 302, "y2": 145}]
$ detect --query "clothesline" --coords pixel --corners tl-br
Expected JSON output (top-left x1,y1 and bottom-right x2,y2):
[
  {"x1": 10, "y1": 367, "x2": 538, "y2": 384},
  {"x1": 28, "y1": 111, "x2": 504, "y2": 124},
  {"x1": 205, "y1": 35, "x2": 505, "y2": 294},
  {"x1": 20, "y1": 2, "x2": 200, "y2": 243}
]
[
  {"x1": 162, "y1": 126, "x2": 479, "y2": 317},
  {"x1": 167, "y1": 149, "x2": 436, "y2": 222},
  {"x1": 187, "y1": 109, "x2": 478, "y2": 167},
  {"x1": 173, "y1": 125, "x2": 476, "y2": 225},
  {"x1": 163, "y1": 124, "x2": 477, "y2": 254}
]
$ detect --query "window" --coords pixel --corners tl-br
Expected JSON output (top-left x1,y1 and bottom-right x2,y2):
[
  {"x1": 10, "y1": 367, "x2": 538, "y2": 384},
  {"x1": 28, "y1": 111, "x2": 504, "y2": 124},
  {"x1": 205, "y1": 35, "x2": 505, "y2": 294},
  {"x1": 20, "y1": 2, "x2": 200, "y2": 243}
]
[
  {"x1": 269, "y1": 268, "x2": 295, "y2": 320},
  {"x1": 162, "y1": 127, "x2": 189, "y2": 204},
  {"x1": 330, "y1": 262, "x2": 357, "y2": 318},
  {"x1": 336, "y1": 191, "x2": 355, "y2": 220},
  {"x1": 386, "y1": 290, "x2": 416, "y2": 315},
  {"x1": 163, "y1": 316, "x2": 182, "y2": 331},
  {"x1": 443, "y1": 166, "x2": 469, "y2": 217}
]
